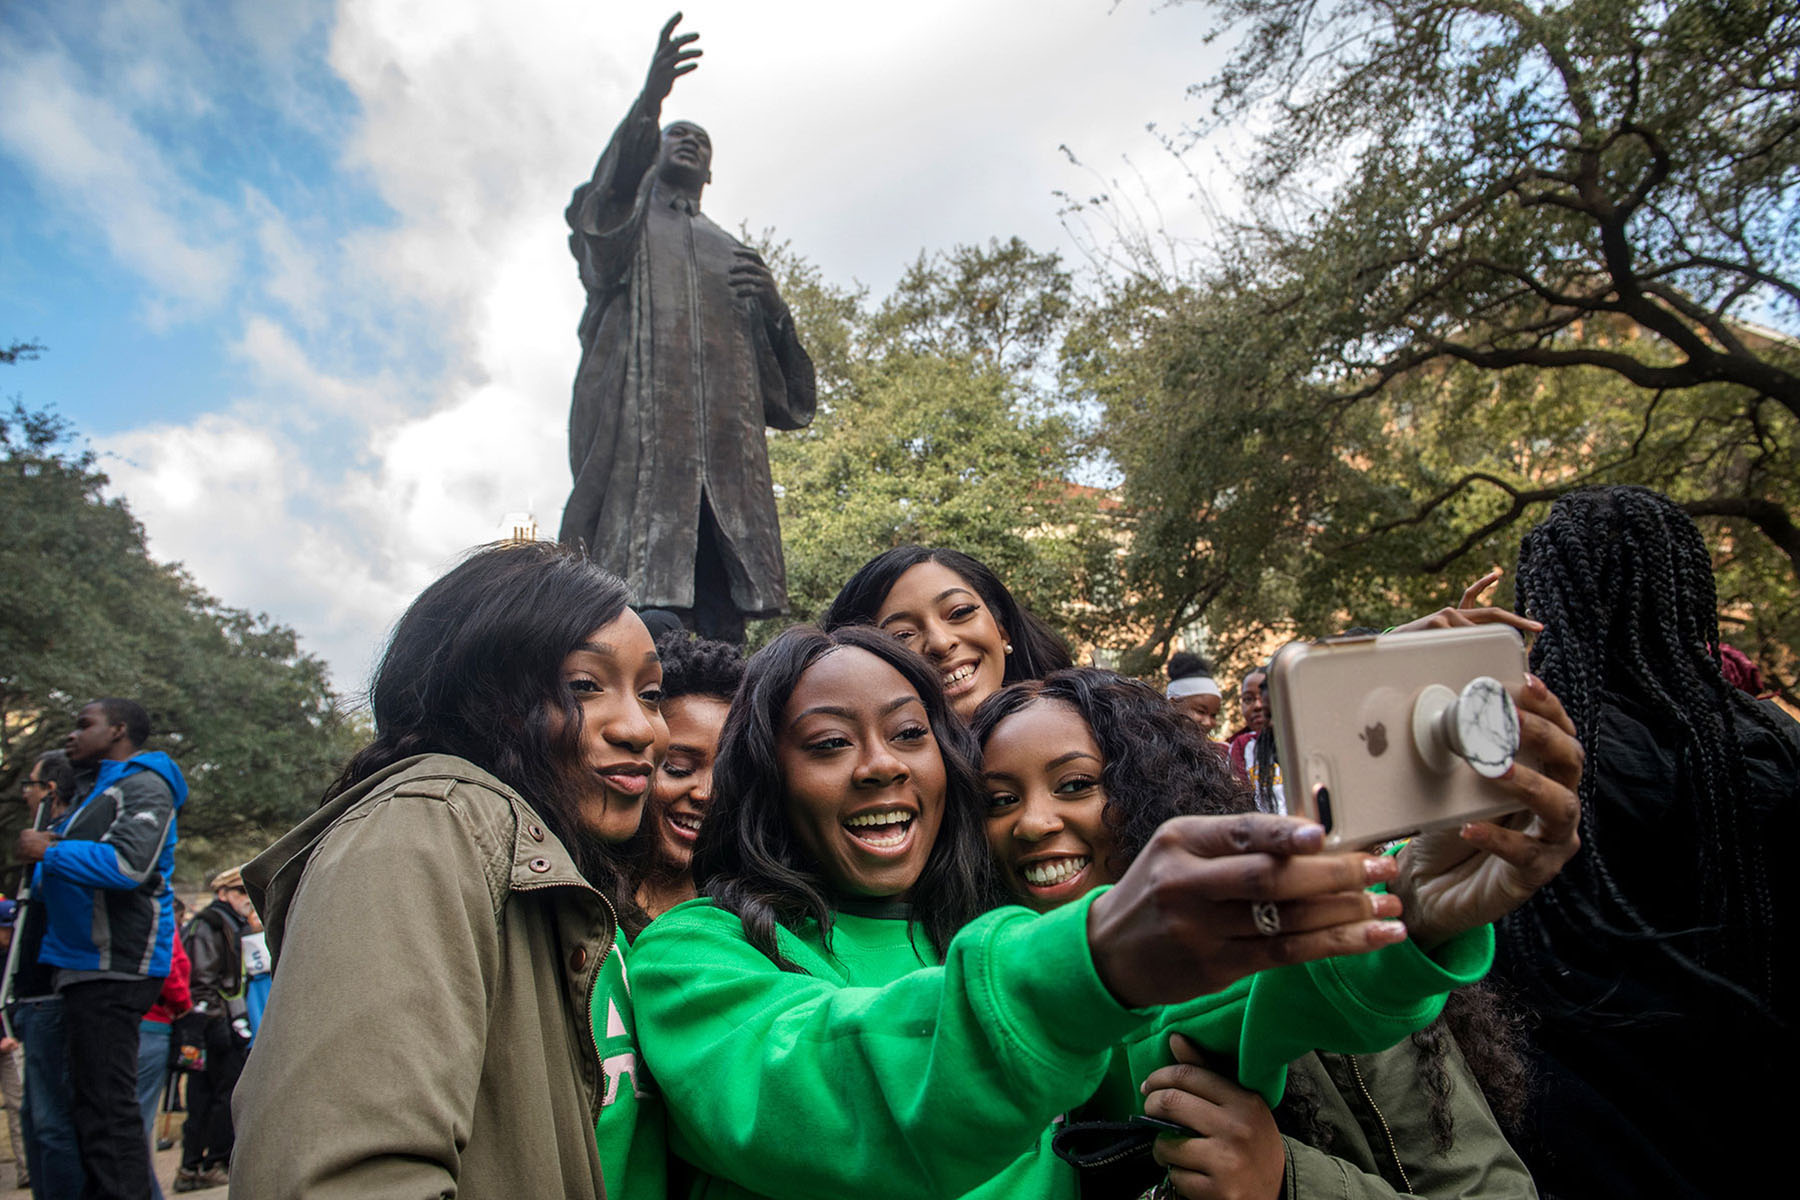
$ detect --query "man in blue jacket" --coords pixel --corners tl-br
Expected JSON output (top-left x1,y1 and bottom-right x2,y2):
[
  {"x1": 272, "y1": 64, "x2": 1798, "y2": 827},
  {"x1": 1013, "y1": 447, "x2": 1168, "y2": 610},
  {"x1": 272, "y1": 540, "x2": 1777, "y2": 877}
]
[{"x1": 18, "y1": 698, "x2": 186, "y2": 1200}]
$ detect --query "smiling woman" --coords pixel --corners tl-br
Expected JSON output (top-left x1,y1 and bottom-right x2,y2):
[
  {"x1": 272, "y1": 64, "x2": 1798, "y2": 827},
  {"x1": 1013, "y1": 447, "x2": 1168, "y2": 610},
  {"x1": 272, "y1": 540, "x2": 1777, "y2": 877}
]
[
  {"x1": 228, "y1": 541, "x2": 671, "y2": 1199},
  {"x1": 822, "y1": 545, "x2": 1073, "y2": 721},
  {"x1": 627, "y1": 626, "x2": 1464, "y2": 1200}
]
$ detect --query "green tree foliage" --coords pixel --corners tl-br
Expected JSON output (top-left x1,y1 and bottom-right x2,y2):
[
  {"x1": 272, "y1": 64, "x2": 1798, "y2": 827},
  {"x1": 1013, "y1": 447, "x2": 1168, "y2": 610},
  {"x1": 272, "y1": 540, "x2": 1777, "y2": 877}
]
[
  {"x1": 760, "y1": 239, "x2": 1123, "y2": 649},
  {"x1": 1071, "y1": 0, "x2": 1800, "y2": 690},
  {"x1": 1, "y1": 393, "x2": 361, "y2": 874}
]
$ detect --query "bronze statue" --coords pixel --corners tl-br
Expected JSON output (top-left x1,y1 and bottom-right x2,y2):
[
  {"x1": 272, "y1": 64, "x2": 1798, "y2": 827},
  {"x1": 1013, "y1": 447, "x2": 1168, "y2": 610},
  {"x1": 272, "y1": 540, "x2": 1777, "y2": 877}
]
[{"x1": 560, "y1": 13, "x2": 816, "y2": 643}]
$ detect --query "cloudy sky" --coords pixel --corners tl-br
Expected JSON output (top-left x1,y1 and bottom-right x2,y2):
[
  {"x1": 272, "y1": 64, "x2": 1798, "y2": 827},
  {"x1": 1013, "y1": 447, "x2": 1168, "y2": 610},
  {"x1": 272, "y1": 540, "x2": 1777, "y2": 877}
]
[{"x1": 1, "y1": 0, "x2": 1234, "y2": 693}]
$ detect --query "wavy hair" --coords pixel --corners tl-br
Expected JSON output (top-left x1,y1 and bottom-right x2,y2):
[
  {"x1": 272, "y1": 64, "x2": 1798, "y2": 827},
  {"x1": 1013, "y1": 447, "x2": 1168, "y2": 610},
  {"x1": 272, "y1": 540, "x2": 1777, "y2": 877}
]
[
  {"x1": 327, "y1": 541, "x2": 638, "y2": 917},
  {"x1": 821, "y1": 546, "x2": 1072, "y2": 686},
  {"x1": 973, "y1": 668, "x2": 1529, "y2": 1151},
  {"x1": 969, "y1": 668, "x2": 1249, "y2": 877},
  {"x1": 691, "y1": 624, "x2": 998, "y2": 970}
]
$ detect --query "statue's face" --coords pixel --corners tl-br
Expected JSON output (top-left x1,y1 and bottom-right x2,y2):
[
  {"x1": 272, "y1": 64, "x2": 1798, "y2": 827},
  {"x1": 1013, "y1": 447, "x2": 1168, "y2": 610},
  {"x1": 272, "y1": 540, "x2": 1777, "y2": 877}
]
[{"x1": 658, "y1": 122, "x2": 712, "y2": 187}]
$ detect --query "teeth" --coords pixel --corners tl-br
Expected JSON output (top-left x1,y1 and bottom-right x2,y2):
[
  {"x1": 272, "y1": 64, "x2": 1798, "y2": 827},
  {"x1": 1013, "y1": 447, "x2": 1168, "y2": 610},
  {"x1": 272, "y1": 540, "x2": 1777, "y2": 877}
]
[
  {"x1": 943, "y1": 664, "x2": 976, "y2": 685},
  {"x1": 845, "y1": 811, "x2": 911, "y2": 827},
  {"x1": 845, "y1": 811, "x2": 914, "y2": 848},
  {"x1": 669, "y1": 813, "x2": 702, "y2": 832},
  {"x1": 1022, "y1": 857, "x2": 1090, "y2": 887}
]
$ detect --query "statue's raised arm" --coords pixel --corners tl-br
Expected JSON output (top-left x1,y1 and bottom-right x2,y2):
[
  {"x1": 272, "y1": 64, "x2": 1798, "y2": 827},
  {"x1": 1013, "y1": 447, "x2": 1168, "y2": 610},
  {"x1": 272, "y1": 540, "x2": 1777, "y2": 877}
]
[{"x1": 561, "y1": 13, "x2": 814, "y2": 645}]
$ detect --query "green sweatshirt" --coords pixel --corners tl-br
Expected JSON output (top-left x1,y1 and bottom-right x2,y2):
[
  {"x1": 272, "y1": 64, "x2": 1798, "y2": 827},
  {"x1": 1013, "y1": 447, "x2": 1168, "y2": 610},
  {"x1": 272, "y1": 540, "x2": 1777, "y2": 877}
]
[
  {"x1": 590, "y1": 933, "x2": 667, "y2": 1200},
  {"x1": 633, "y1": 890, "x2": 1493, "y2": 1200},
  {"x1": 633, "y1": 890, "x2": 1148, "y2": 1200}
]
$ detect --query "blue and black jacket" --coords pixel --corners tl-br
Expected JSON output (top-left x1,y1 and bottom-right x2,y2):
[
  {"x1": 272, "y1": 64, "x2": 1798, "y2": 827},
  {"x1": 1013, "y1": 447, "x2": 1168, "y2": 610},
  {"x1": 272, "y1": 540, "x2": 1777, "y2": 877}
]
[{"x1": 37, "y1": 751, "x2": 187, "y2": 978}]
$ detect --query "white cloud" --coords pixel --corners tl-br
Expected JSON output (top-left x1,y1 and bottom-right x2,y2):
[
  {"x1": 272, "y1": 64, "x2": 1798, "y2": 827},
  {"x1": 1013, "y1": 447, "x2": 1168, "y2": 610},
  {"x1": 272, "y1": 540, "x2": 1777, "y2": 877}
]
[
  {"x1": 62, "y1": 0, "x2": 1240, "y2": 689},
  {"x1": 0, "y1": 42, "x2": 238, "y2": 318}
]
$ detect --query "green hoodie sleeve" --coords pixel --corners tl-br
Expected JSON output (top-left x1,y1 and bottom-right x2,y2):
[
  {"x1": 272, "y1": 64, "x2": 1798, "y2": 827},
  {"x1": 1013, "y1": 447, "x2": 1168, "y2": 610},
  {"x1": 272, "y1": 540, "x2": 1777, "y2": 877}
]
[
  {"x1": 1124, "y1": 924, "x2": 1495, "y2": 1107},
  {"x1": 632, "y1": 890, "x2": 1151, "y2": 1200}
]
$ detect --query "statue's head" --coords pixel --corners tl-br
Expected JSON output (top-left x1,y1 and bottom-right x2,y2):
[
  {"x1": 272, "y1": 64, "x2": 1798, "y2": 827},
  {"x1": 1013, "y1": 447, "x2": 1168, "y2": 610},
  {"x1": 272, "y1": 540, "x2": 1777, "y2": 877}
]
[{"x1": 657, "y1": 121, "x2": 712, "y2": 191}]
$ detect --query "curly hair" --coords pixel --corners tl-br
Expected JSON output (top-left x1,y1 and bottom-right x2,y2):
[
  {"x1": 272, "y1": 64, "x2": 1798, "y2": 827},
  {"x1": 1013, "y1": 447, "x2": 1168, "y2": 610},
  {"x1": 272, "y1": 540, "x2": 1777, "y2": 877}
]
[
  {"x1": 975, "y1": 672, "x2": 1533, "y2": 1157},
  {"x1": 822, "y1": 546, "x2": 1072, "y2": 687},
  {"x1": 969, "y1": 669, "x2": 1249, "y2": 878},
  {"x1": 1511, "y1": 484, "x2": 1786, "y2": 1021},
  {"x1": 691, "y1": 625, "x2": 1000, "y2": 970},
  {"x1": 1165, "y1": 651, "x2": 1214, "y2": 682},
  {"x1": 654, "y1": 631, "x2": 746, "y2": 702}
]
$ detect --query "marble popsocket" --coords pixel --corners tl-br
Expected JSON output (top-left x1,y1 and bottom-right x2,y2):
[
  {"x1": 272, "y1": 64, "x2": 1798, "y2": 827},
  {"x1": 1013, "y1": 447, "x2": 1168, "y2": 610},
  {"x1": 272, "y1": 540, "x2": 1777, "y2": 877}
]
[{"x1": 1412, "y1": 676, "x2": 1519, "y2": 778}]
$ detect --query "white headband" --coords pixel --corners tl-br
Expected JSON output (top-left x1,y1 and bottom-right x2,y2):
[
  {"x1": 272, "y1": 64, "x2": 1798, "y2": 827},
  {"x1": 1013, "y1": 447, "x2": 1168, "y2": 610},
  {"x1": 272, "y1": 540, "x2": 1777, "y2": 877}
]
[{"x1": 1166, "y1": 676, "x2": 1222, "y2": 700}]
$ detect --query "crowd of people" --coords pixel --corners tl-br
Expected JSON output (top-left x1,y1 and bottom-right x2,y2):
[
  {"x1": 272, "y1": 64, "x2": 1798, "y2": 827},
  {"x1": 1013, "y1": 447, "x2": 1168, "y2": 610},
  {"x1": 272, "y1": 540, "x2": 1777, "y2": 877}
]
[
  {"x1": 2, "y1": 483, "x2": 1793, "y2": 1199},
  {"x1": 0, "y1": 702, "x2": 280, "y2": 1199}
]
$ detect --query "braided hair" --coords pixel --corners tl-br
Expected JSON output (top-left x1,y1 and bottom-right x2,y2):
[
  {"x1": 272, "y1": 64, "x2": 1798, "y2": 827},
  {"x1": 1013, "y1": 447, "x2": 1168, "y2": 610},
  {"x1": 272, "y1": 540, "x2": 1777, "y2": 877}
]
[{"x1": 1510, "y1": 484, "x2": 1785, "y2": 1021}]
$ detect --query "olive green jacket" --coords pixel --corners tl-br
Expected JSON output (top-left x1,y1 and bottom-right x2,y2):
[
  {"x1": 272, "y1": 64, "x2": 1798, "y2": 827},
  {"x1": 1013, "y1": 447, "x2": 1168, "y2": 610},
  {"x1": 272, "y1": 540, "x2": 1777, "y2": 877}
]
[
  {"x1": 1281, "y1": 1035, "x2": 1536, "y2": 1200},
  {"x1": 231, "y1": 754, "x2": 618, "y2": 1199}
]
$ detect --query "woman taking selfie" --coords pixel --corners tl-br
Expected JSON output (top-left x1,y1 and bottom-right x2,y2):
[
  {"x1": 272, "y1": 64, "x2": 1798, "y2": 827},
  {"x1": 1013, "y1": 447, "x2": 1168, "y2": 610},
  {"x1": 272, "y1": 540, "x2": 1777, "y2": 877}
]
[
  {"x1": 975, "y1": 669, "x2": 1566, "y2": 1198},
  {"x1": 631, "y1": 626, "x2": 1448, "y2": 1200},
  {"x1": 231, "y1": 542, "x2": 669, "y2": 1198},
  {"x1": 823, "y1": 545, "x2": 1071, "y2": 720}
]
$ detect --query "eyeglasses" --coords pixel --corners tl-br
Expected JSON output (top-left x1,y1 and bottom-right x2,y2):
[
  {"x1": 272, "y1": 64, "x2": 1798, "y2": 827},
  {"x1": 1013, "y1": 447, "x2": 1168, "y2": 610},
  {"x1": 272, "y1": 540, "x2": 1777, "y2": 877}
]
[{"x1": 21, "y1": 780, "x2": 46, "y2": 792}]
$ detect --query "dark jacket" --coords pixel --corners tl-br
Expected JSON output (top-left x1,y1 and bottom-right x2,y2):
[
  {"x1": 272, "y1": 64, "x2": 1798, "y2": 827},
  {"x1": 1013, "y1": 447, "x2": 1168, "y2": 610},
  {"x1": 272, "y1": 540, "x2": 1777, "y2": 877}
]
[
  {"x1": 0, "y1": 800, "x2": 33, "y2": 897},
  {"x1": 1281, "y1": 1038, "x2": 1536, "y2": 1199},
  {"x1": 38, "y1": 751, "x2": 187, "y2": 977},
  {"x1": 231, "y1": 754, "x2": 619, "y2": 1199},
  {"x1": 1496, "y1": 694, "x2": 1798, "y2": 1199},
  {"x1": 183, "y1": 900, "x2": 246, "y2": 1017}
]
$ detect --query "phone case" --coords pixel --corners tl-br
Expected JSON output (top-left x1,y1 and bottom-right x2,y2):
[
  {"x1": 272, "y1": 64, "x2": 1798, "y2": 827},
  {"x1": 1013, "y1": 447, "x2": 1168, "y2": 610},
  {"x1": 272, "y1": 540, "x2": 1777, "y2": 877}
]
[{"x1": 1266, "y1": 625, "x2": 1534, "y2": 849}]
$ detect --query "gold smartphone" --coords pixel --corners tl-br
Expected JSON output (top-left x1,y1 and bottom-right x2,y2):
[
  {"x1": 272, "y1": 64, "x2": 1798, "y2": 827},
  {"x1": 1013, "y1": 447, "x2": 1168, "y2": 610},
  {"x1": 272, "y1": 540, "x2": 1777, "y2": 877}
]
[{"x1": 1266, "y1": 625, "x2": 1533, "y2": 850}]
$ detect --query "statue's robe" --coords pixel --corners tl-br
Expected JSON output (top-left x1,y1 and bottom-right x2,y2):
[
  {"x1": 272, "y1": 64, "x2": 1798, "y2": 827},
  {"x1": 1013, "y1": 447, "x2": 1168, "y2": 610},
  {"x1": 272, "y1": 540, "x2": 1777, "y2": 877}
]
[{"x1": 561, "y1": 97, "x2": 815, "y2": 616}]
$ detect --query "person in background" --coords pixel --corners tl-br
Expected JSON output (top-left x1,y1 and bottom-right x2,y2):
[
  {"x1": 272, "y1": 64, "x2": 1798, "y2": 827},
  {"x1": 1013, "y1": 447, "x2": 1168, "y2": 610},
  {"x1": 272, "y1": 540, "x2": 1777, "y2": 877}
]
[
  {"x1": 1226, "y1": 668, "x2": 1269, "y2": 777},
  {"x1": 1, "y1": 778, "x2": 35, "y2": 897},
  {"x1": 1500, "y1": 485, "x2": 1799, "y2": 1199},
  {"x1": 138, "y1": 930, "x2": 189, "y2": 1199},
  {"x1": 0, "y1": 901, "x2": 27, "y2": 1191},
  {"x1": 7, "y1": 749, "x2": 84, "y2": 1198},
  {"x1": 1164, "y1": 651, "x2": 1225, "y2": 742},
  {"x1": 19, "y1": 698, "x2": 186, "y2": 1200},
  {"x1": 633, "y1": 632, "x2": 745, "y2": 919},
  {"x1": 173, "y1": 869, "x2": 255, "y2": 1192},
  {"x1": 822, "y1": 545, "x2": 1072, "y2": 721}
]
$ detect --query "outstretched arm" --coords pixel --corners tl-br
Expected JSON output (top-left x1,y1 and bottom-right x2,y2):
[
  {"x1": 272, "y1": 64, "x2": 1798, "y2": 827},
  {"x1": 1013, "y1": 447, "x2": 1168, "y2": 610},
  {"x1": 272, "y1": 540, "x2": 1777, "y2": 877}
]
[{"x1": 569, "y1": 15, "x2": 703, "y2": 248}]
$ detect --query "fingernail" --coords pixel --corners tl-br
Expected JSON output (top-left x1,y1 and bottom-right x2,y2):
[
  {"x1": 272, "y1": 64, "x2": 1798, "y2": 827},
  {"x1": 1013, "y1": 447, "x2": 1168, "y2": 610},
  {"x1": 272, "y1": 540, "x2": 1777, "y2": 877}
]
[
  {"x1": 1364, "y1": 855, "x2": 1398, "y2": 882},
  {"x1": 1374, "y1": 920, "x2": 1408, "y2": 943},
  {"x1": 1374, "y1": 893, "x2": 1402, "y2": 918},
  {"x1": 1292, "y1": 823, "x2": 1325, "y2": 851},
  {"x1": 1524, "y1": 672, "x2": 1546, "y2": 694}
]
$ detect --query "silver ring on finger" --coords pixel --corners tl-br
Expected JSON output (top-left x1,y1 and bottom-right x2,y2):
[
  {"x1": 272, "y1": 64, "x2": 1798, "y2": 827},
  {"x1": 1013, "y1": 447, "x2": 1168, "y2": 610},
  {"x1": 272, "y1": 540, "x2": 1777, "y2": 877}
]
[{"x1": 1251, "y1": 900, "x2": 1282, "y2": 937}]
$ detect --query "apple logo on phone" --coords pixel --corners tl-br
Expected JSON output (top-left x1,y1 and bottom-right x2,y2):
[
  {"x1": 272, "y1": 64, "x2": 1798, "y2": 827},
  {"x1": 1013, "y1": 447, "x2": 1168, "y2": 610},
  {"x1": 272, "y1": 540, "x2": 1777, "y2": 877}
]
[{"x1": 1360, "y1": 722, "x2": 1389, "y2": 756}]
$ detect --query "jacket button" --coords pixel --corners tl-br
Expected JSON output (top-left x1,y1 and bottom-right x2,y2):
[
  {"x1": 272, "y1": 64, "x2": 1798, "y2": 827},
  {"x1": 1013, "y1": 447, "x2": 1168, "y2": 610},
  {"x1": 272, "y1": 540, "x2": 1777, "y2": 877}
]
[
  {"x1": 570, "y1": 946, "x2": 589, "y2": 972},
  {"x1": 527, "y1": 823, "x2": 545, "y2": 842},
  {"x1": 528, "y1": 857, "x2": 551, "y2": 873}
]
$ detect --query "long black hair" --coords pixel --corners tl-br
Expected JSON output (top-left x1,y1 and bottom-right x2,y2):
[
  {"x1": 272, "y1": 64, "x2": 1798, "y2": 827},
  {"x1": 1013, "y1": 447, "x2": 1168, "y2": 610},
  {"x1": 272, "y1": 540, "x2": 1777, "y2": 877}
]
[
  {"x1": 691, "y1": 624, "x2": 998, "y2": 971},
  {"x1": 970, "y1": 669, "x2": 1248, "y2": 877},
  {"x1": 1511, "y1": 484, "x2": 1787, "y2": 1021},
  {"x1": 822, "y1": 546, "x2": 1072, "y2": 686},
  {"x1": 328, "y1": 540, "x2": 639, "y2": 914}
]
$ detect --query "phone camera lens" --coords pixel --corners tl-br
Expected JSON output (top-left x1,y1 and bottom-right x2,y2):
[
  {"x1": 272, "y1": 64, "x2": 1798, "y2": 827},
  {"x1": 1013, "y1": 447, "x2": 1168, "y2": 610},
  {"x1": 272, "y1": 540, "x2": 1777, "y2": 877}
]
[{"x1": 1312, "y1": 785, "x2": 1333, "y2": 832}]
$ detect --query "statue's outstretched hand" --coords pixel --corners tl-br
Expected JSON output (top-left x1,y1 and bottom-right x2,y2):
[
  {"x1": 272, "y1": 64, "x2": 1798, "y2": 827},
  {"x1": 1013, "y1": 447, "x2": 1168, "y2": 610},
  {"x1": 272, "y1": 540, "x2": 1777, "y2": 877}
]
[{"x1": 645, "y1": 12, "x2": 701, "y2": 104}]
